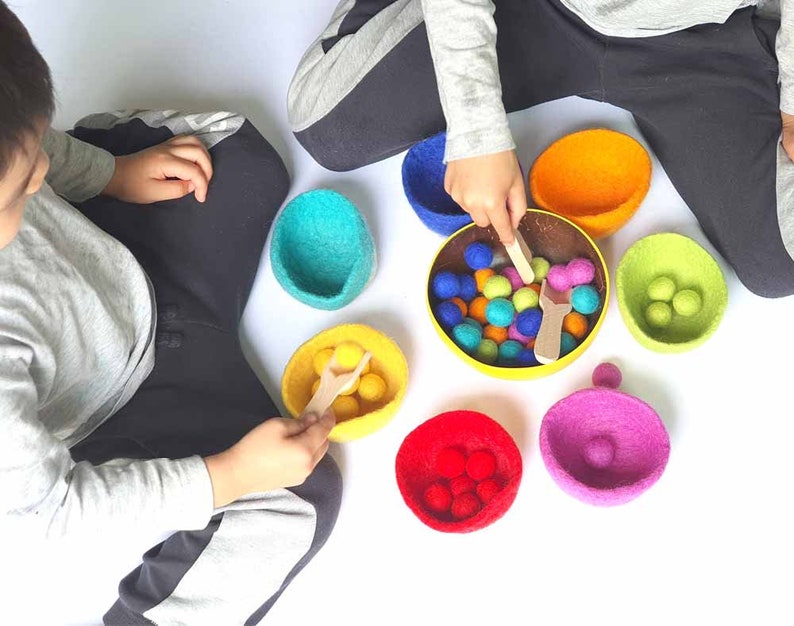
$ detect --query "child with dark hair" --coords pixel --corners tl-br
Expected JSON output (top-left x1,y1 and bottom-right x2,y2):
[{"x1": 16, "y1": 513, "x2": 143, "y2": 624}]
[{"x1": 0, "y1": 3, "x2": 341, "y2": 623}]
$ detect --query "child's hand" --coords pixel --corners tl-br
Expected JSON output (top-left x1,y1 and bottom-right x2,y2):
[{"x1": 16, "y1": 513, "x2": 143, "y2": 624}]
[
  {"x1": 783, "y1": 111, "x2": 794, "y2": 162},
  {"x1": 103, "y1": 135, "x2": 213, "y2": 204},
  {"x1": 203, "y1": 411, "x2": 335, "y2": 508},
  {"x1": 444, "y1": 149, "x2": 527, "y2": 245}
]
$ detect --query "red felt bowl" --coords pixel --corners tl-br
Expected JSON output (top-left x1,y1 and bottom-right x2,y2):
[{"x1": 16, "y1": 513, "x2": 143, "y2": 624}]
[{"x1": 395, "y1": 410, "x2": 523, "y2": 533}]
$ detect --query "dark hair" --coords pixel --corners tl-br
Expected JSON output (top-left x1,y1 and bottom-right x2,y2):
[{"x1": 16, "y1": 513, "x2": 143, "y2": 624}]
[{"x1": 0, "y1": 1, "x2": 54, "y2": 178}]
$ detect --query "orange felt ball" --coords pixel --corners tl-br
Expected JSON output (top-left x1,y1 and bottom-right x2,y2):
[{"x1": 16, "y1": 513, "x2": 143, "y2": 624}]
[
  {"x1": 450, "y1": 297, "x2": 468, "y2": 317},
  {"x1": 528, "y1": 283, "x2": 541, "y2": 295},
  {"x1": 476, "y1": 478, "x2": 502, "y2": 504},
  {"x1": 562, "y1": 311, "x2": 589, "y2": 340},
  {"x1": 449, "y1": 475, "x2": 477, "y2": 496},
  {"x1": 436, "y1": 447, "x2": 466, "y2": 478},
  {"x1": 468, "y1": 296, "x2": 489, "y2": 325},
  {"x1": 451, "y1": 493, "x2": 482, "y2": 520},
  {"x1": 483, "y1": 324, "x2": 508, "y2": 344},
  {"x1": 466, "y1": 450, "x2": 497, "y2": 480},
  {"x1": 424, "y1": 482, "x2": 453, "y2": 513},
  {"x1": 525, "y1": 337, "x2": 536, "y2": 349},
  {"x1": 474, "y1": 269, "x2": 495, "y2": 293}
]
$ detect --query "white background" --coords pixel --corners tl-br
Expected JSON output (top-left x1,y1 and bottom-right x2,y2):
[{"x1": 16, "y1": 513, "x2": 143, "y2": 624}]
[{"x1": 4, "y1": 1, "x2": 794, "y2": 624}]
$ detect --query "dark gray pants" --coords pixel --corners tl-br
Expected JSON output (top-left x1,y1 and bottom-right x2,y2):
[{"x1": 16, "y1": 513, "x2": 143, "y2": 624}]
[{"x1": 289, "y1": 0, "x2": 794, "y2": 297}]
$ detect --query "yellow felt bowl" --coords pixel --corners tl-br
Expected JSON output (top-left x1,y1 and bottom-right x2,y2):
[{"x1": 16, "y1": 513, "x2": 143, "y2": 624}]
[
  {"x1": 529, "y1": 129, "x2": 652, "y2": 239},
  {"x1": 427, "y1": 209, "x2": 609, "y2": 380},
  {"x1": 281, "y1": 324, "x2": 408, "y2": 442}
]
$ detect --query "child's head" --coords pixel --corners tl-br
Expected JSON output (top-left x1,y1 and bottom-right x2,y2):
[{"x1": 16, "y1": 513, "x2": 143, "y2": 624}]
[{"x1": 0, "y1": 1, "x2": 54, "y2": 249}]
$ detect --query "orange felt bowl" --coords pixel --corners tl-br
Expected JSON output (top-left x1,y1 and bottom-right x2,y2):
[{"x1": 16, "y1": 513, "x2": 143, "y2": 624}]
[
  {"x1": 529, "y1": 129, "x2": 652, "y2": 239},
  {"x1": 395, "y1": 410, "x2": 522, "y2": 533}
]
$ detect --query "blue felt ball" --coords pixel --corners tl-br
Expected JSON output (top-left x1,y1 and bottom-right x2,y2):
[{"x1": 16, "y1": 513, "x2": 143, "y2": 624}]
[
  {"x1": 452, "y1": 322, "x2": 482, "y2": 353},
  {"x1": 498, "y1": 339, "x2": 523, "y2": 362},
  {"x1": 571, "y1": 285, "x2": 600, "y2": 315},
  {"x1": 485, "y1": 298, "x2": 515, "y2": 328},
  {"x1": 516, "y1": 348, "x2": 539, "y2": 367},
  {"x1": 560, "y1": 332, "x2": 577, "y2": 356},
  {"x1": 458, "y1": 274, "x2": 477, "y2": 301},
  {"x1": 435, "y1": 301, "x2": 464, "y2": 328},
  {"x1": 432, "y1": 271, "x2": 461, "y2": 299},
  {"x1": 464, "y1": 242, "x2": 494, "y2": 270},
  {"x1": 516, "y1": 308, "x2": 543, "y2": 338}
]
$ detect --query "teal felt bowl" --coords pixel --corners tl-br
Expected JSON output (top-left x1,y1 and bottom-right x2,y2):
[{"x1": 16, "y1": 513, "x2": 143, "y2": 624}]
[{"x1": 270, "y1": 189, "x2": 376, "y2": 310}]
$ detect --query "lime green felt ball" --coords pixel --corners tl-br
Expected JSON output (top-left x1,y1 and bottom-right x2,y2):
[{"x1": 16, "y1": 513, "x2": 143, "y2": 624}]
[
  {"x1": 672, "y1": 289, "x2": 702, "y2": 317},
  {"x1": 512, "y1": 287, "x2": 539, "y2": 312},
  {"x1": 530, "y1": 257, "x2": 550, "y2": 281},
  {"x1": 476, "y1": 339, "x2": 499, "y2": 364},
  {"x1": 645, "y1": 301, "x2": 673, "y2": 328},
  {"x1": 483, "y1": 275, "x2": 513, "y2": 299},
  {"x1": 646, "y1": 276, "x2": 676, "y2": 302}
]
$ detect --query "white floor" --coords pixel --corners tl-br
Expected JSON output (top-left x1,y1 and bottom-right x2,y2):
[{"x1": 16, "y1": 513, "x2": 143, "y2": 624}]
[{"x1": 5, "y1": 1, "x2": 794, "y2": 625}]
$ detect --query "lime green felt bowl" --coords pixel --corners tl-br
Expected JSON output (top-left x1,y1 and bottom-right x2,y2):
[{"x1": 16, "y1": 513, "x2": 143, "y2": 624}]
[{"x1": 616, "y1": 233, "x2": 727, "y2": 353}]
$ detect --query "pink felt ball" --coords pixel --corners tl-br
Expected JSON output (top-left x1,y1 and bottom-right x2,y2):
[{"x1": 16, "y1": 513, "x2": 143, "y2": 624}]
[
  {"x1": 466, "y1": 450, "x2": 497, "y2": 481},
  {"x1": 436, "y1": 447, "x2": 467, "y2": 478},
  {"x1": 451, "y1": 492, "x2": 482, "y2": 520},
  {"x1": 423, "y1": 482, "x2": 453, "y2": 513},
  {"x1": 501, "y1": 267, "x2": 525, "y2": 291},
  {"x1": 592, "y1": 362, "x2": 622, "y2": 389},
  {"x1": 566, "y1": 258, "x2": 596, "y2": 286},
  {"x1": 449, "y1": 475, "x2": 477, "y2": 496},
  {"x1": 546, "y1": 264, "x2": 572, "y2": 292},
  {"x1": 476, "y1": 478, "x2": 502, "y2": 504}
]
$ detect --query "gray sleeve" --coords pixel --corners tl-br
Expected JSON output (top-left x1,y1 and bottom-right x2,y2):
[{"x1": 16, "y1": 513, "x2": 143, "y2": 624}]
[
  {"x1": 420, "y1": 0, "x2": 515, "y2": 162},
  {"x1": 0, "y1": 341, "x2": 214, "y2": 538},
  {"x1": 41, "y1": 128, "x2": 116, "y2": 202},
  {"x1": 779, "y1": 1, "x2": 794, "y2": 114}
]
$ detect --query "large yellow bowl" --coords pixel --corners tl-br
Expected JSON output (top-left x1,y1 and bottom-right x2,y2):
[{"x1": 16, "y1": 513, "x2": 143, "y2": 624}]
[
  {"x1": 427, "y1": 209, "x2": 609, "y2": 380},
  {"x1": 281, "y1": 323, "x2": 408, "y2": 442}
]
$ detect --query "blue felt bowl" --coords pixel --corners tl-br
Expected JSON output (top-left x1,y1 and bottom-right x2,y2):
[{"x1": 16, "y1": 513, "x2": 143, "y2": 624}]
[
  {"x1": 402, "y1": 132, "x2": 473, "y2": 236},
  {"x1": 270, "y1": 189, "x2": 376, "y2": 310}
]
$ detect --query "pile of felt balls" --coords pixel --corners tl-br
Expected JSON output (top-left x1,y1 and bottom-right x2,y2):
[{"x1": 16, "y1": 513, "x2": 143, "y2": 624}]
[
  {"x1": 423, "y1": 447, "x2": 502, "y2": 520},
  {"x1": 644, "y1": 276, "x2": 703, "y2": 328},
  {"x1": 431, "y1": 241, "x2": 602, "y2": 367},
  {"x1": 310, "y1": 341, "x2": 388, "y2": 421}
]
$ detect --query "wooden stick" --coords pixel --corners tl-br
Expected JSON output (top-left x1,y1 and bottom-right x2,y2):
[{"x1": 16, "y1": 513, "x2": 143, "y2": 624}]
[
  {"x1": 504, "y1": 229, "x2": 535, "y2": 285},
  {"x1": 302, "y1": 351, "x2": 372, "y2": 419}
]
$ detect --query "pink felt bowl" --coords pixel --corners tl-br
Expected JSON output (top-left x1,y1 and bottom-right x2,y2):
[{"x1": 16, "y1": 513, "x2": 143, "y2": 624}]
[
  {"x1": 540, "y1": 388, "x2": 670, "y2": 506},
  {"x1": 395, "y1": 410, "x2": 523, "y2": 533}
]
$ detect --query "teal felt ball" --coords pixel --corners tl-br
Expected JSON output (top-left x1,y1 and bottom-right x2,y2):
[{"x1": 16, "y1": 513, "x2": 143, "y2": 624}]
[
  {"x1": 463, "y1": 317, "x2": 483, "y2": 332},
  {"x1": 498, "y1": 339, "x2": 523, "y2": 362},
  {"x1": 560, "y1": 332, "x2": 577, "y2": 356},
  {"x1": 485, "y1": 298, "x2": 516, "y2": 328},
  {"x1": 571, "y1": 284, "x2": 600, "y2": 315},
  {"x1": 452, "y1": 323, "x2": 482, "y2": 353},
  {"x1": 432, "y1": 271, "x2": 461, "y2": 299}
]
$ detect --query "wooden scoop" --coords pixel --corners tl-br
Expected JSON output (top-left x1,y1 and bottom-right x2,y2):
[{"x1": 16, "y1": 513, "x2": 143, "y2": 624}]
[
  {"x1": 535, "y1": 279, "x2": 572, "y2": 364},
  {"x1": 301, "y1": 351, "x2": 372, "y2": 419},
  {"x1": 504, "y1": 228, "x2": 535, "y2": 285}
]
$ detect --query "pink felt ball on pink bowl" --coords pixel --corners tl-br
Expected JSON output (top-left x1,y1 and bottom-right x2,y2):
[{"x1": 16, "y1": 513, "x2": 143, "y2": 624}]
[{"x1": 539, "y1": 364, "x2": 670, "y2": 506}]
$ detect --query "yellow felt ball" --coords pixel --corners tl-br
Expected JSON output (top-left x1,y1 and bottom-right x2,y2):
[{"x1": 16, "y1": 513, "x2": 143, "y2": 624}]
[
  {"x1": 357, "y1": 373, "x2": 387, "y2": 402},
  {"x1": 334, "y1": 342, "x2": 365, "y2": 370},
  {"x1": 311, "y1": 378, "x2": 321, "y2": 395},
  {"x1": 312, "y1": 348, "x2": 334, "y2": 376},
  {"x1": 339, "y1": 375, "x2": 360, "y2": 396},
  {"x1": 331, "y1": 395, "x2": 360, "y2": 421}
]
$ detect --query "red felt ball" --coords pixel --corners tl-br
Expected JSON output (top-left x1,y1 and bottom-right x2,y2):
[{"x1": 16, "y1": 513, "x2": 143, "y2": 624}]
[
  {"x1": 476, "y1": 478, "x2": 502, "y2": 504},
  {"x1": 451, "y1": 492, "x2": 482, "y2": 520},
  {"x1": 449, "y1": 475, "x2": 477, "y2": 496},
  {"x1": 423, "y1": 482, "x2": 453, "y2": 513},
  {"x1": 436, "y1": 447, "x2": 466, "y2": 478},
  {"x1": 466, "y1": 450, "x2": 497, "y2": 480}
]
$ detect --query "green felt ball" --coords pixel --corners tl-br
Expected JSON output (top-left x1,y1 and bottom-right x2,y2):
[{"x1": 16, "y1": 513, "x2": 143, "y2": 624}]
[
  {"x1": 476, "y1": 339, "x2": 499, "y2": 364},
  {"x1": 483, "y1": 275, "x2": 513, "y2": 299},
  {"x1": 646, "y1": 275, "x2": 676, "y2": 302},
  {"x1": 645, "y1": 301, "x2": 673, "y2": 328},
  {"x1": 672, "y1": 289, "x2": 702, "y2": 317},
  {"x1": 452, "y1": 323, "x2": 482, "y2": 353},
  {"x1": 530, "y1": 257, "x2": 550, "y2": 281},
  {"x1": 512, "y1": 287, "x2": 539, "y2": 312}
]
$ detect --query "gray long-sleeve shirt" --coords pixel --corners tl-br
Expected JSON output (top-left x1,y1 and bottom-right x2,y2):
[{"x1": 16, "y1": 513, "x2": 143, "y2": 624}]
[
  {"x1": 421, "y1": 0, "x2": 790, "y2": 161},
  {"x1": 0, "y1": 130, "x2": 213, "y2": 538}
]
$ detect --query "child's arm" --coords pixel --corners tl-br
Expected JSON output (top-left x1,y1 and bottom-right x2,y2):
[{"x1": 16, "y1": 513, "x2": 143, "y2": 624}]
[
  {"x1": 42, "y1": 129, "x2": 116, "y2": 203},
  {"x1": 420, "y1": 0, "x2": 526, "y2": 243},
  {"x1": 779, "y1": 0, "x2": 794, "y2": 160}
]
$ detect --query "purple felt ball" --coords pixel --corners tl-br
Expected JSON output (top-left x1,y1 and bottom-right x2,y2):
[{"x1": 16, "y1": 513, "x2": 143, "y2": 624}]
[
  {"x1": 592, "y1": 363, "x2": 622, "y2": 389},
  {"x1": 464, "y1": 242, "x2": 494, "y2": 270},
  {"x1": 515, "y1": 308, "x2": 543, "y2": 338},
  {"x1": 566, "y1": 258, "x2": 596, "y2": 286},
  {"x1": 432, "y1": 271, "x2": 461, "y2": 300},
  {"x1": 501, "y1": 267, "x2": 524, "y2": 291},
  {"x1": 508, "y1": 322, "x2": 532, "y2": 344},
  {"x1": 435, "y1": 301, "x2": 464, "y2": 328},
  {"x1": 458, "y1": 274, "x2": 477, "y2": 301},
  {"x1": 546, "y1": 264, "x2": 572, "y2": 292}
]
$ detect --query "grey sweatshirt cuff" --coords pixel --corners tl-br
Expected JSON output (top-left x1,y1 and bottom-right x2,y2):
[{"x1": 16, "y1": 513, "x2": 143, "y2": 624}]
[
  {"x1": 167, "y1": 455, "x2": 215, "y2": 530},
  {"x1": 444, "y1": 121, "x2": 517, "y2": 163}
]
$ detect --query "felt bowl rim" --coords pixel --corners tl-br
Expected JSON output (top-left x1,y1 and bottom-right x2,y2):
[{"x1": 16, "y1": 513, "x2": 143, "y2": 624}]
[
  {"x1": 615, "y1": 232, "x2": 728, "y2": 353},
  {"x1": 395, "y1": 410, "x2": 523, "y2": 533},
  {"x1": 539, "y1": 387, "x2": 671, "y2": 506},
  {"x1": 281, "y1": 323, "x2": 408, "y2": 442},
  {"x1": 425, "y1": 208, "x2": 610, "y2": 380}
]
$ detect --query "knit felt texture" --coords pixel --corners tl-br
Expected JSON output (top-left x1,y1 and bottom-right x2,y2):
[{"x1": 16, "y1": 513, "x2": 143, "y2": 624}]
[
  {"x1": 402, "y1": 132, "x2": 473, "y2": 236},
  {"x1": 529, "y1": 129, "x2": 651, "y2": 239},
  {"x1": 281, "y1": 323, "x2": 408, "y2": 442},
  {"x1": 540, "y1": 386, "x2": 670, "y2": 507},
  {"x1": 616, "y1": 233, "x2": 727, "y2": 353},
  {"x1": 270, "y1": 189, "x2": 376, "y2": 310},
  {"x1": 395, "y1": 410, "x2": 523, "y2": 533}
]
